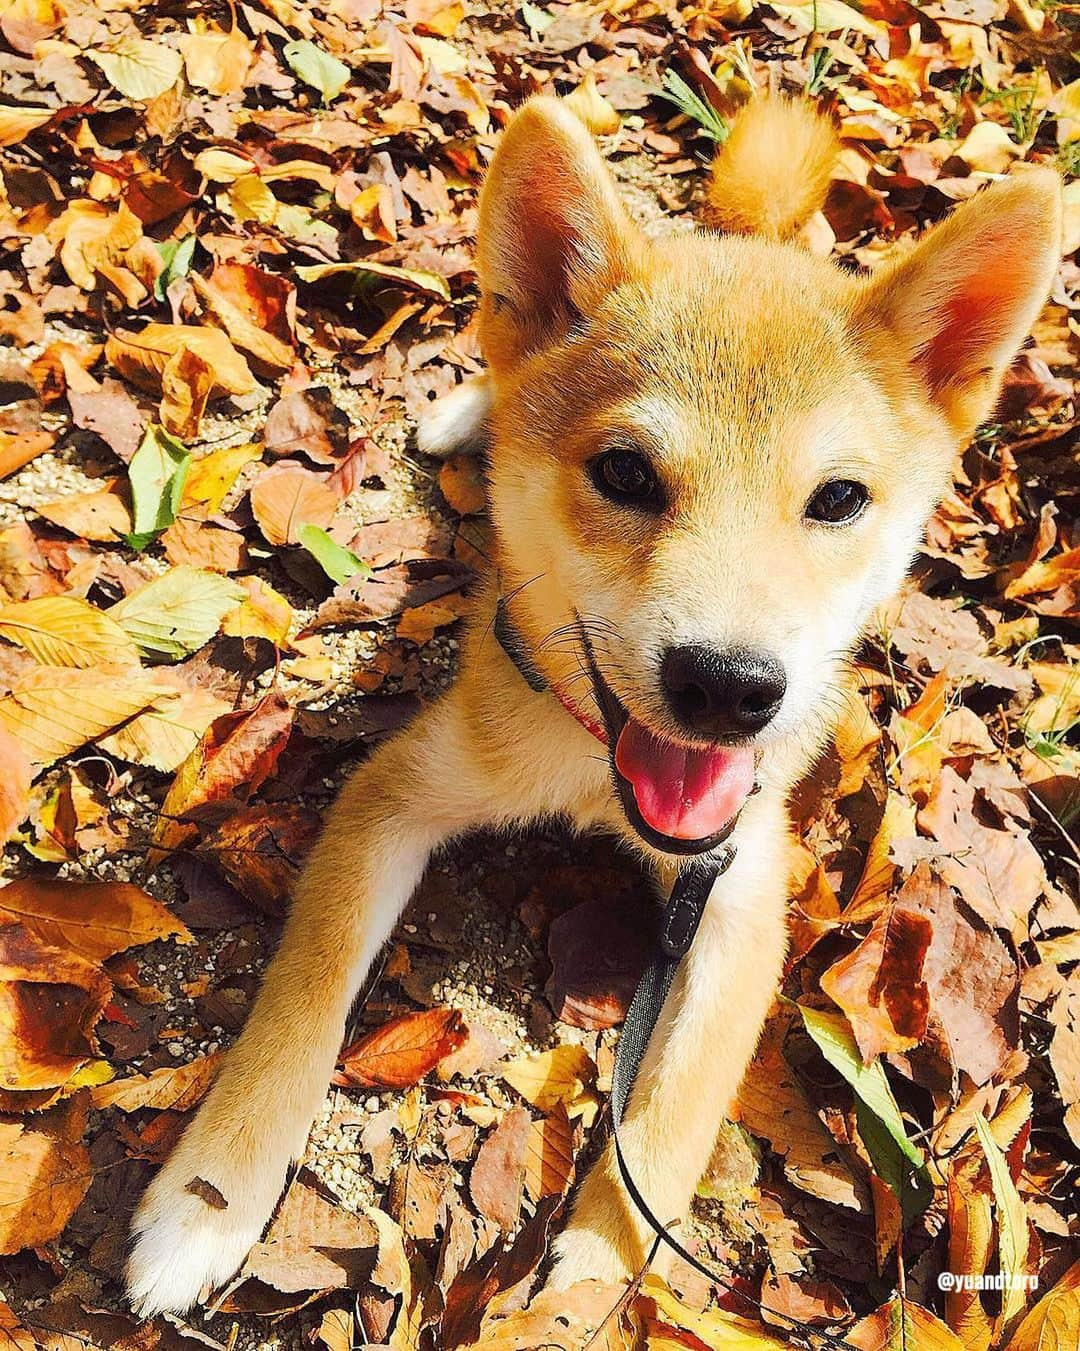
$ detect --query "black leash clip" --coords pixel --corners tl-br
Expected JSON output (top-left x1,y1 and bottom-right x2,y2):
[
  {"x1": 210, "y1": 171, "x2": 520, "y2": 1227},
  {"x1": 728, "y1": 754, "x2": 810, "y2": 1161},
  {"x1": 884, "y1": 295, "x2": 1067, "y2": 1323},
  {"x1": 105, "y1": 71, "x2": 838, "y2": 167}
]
[{"x1": 659, "y1": 852, "x2": 731, "y2": 957}]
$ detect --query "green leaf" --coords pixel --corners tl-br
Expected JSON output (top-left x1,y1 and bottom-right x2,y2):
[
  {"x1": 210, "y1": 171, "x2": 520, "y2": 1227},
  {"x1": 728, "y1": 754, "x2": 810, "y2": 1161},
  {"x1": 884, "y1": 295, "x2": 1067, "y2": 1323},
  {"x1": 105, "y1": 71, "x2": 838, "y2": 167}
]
[
  {"x1": 90, "y1": 39, "x2": 183, "y2": 101},
  {"x1": 656, "y1": 69, "x2": 728, "y2": 143},
  {"x1": 110, "y1": 567, "x2": 244, "y2": 663},
  {"x1": 974, "y1": 1114, "x2": 1030, "y2": 1329},
  {"x1": 297, "y1": 524, "x2": 371, "y2": 586},
  {"x1": 154, "y1": 234, "x2": 196, "y2": 303},
  {"x1": 125, "y1": 425, "x2": 190, "y2": 551},
  {"x1": 521, "y1": 1, "x2": 555, "y2": 33},
  {"x1": 794, "y1": 1002, "x2": 932, "y2": 1224},
  {"x1": 282, "y1": 39, "x2": 351, "y2": 103}
]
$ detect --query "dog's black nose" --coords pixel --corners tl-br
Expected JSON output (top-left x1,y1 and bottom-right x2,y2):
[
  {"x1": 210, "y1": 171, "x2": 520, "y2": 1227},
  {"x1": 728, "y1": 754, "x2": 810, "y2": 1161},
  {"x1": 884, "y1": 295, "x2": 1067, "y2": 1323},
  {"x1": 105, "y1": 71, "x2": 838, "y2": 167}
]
[{"x1": 661, "y1": 645, "x2": 786, "y2": 737}]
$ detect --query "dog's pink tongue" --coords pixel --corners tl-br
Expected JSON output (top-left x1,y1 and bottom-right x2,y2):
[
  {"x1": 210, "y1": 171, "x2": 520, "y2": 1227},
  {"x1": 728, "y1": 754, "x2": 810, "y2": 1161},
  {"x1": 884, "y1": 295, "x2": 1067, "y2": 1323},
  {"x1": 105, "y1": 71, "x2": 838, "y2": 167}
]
[{"x1": 614, "y1": 719, "x2": 755, "y2": 841}]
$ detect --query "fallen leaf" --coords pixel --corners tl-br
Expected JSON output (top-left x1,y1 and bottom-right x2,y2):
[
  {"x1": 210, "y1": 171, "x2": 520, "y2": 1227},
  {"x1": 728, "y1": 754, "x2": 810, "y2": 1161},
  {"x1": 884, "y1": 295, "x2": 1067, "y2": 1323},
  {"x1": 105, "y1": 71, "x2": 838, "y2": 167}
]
[
  {"x1": 241, "y1": 1168, "x2": 377, "y2": 1294},
  {"x1": 152, "y1": 692, "x2": 293, "y2": 855},
  {"x1": 0, "y1": 1097, "x2": 91, "y2": 1254},
  {"x1": 0, "y1": 595, "x2": 140, "y2": 668},
  {"x1": 109, "y1": 566, "x2": 244, "y2": 662},
  {"x1": 0, "y1": 724, "x2": 31, "y2": 844},
  {"x1": 524, "y1": 1103, "x2": 575, "y2": 1202},
  {"x1": 470, "y1": 1106, "x2": 530, "y2": 1231},
  {"x1": 90, "y1": 38, "x2": 184, "y2": 100},
  {"x1": 37, "y1": 484, "x2": 132, "y2": 542},
  {"x1": 820, "y1": 906, "x2": 931, "y2": 1062},
  {"x1": 500, "y1": 1045, "x2": 596, "y2": 1114},
  {"x1": 250, "y1": 462, "x2": 339, "y2": 546},
  {"x1": 91, "y1": 1053, "x2": 220, "y2": 1112},
  {"x1": 1003, "y1": 1260, "x2": 1080, "y2": 1351},
  {"x1": 106, "y1": 324, "x2": 255, "y2": 399},
  {"x1": 337, "y1": 1007, "x2": 467, "y2": 1089},
  {"x1": 0, "y1": 666, "x2": 173, "y2": 767},
  {"x1": 848, "y1": 1298, "x2": 966, "y2": 1350}
]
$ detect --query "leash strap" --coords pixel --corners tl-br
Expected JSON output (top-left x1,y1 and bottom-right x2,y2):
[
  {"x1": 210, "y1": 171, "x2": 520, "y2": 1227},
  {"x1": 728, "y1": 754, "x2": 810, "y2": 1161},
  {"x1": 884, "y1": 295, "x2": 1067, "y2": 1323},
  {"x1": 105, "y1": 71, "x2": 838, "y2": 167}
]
[
  {"x1": 611, "y1": 860, "x2": 865, "y2": 1351},
  {"x1": 492, "y1": 595, "x2": 865, "y2": 1350}
]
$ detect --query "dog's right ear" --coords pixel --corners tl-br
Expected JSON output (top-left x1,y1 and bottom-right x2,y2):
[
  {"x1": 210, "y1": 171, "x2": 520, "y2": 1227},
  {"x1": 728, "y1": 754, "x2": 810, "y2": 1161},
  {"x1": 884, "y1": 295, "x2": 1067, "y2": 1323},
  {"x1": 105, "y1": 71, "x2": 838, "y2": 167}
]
[{"x1": 477, "y1": 96, "x2": 643, "y2": 370}]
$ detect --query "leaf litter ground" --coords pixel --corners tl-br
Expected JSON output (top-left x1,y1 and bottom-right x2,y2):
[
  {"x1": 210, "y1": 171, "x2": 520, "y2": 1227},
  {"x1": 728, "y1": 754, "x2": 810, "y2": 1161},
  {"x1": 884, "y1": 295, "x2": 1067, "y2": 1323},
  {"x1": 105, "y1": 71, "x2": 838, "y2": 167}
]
[{"x1": 0, "y1": 0, "x2": 1078, "y2": 1349}]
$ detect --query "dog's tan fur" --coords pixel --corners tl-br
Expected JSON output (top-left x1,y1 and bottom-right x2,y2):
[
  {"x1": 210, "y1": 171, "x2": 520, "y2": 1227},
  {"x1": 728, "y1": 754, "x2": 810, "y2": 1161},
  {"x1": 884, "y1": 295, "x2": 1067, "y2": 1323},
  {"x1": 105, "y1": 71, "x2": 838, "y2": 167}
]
[{"x1": 127, "y1": 96, "x2": 1062, "y2": 1314}]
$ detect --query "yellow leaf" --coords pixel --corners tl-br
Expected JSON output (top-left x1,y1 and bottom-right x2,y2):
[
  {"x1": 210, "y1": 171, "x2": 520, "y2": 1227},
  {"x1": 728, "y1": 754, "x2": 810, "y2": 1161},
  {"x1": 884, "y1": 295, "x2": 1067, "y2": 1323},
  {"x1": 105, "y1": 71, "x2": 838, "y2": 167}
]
[
  {"x1": 955, "y1": 120, "x2": 1022, "y2": 173},
  {"x1": 106, "y1": 323, "x2": 255, "y2": 399},
  {"x1": 194, "y1": 147, "x2": 257, "y2": 181},
  {"x1": 1003, "y1": 1260, "x2": 1080, "y2": 1351},
  {"x1": 842, "y1": 792, "x2": 916, "y2": 923},
  {"x1": 414, "y1": 34, "x2": 465, "y2": 74},
  {"x1": 643, "y1": 1275, "x2": 789, "y2": 1348},
  {"x1": 0, "y1": 666, "x2": 175, "y2": 767},
  {"x1": 97, "y1": 679, "x2": 230, "y2": 772},
  {"x1": 500, "y1": 1045, "x2": 595, "y2": 1114},
  {"x1": 177, "y1": 25, "x2": 253, "y2": 94},
  {"x1": 223, "y1": 174, "x2": 279, "y2": 223},
  {"x1": 221, "y1": 576, "x2": 293, "y2": 646},
  {"x1": 564, "y1": 72, "x2": 621, "y2": 136},
  {"x1": 974, "y1": 1114, "x2": 1030, "y2": 1335},
  {"x1": 181, "y1": 442, "x2": 262, "y2": 514},
  {"x1": 50, "y1": 199, "x2": 143, "y2": 291},
  {"x1": 0, "y1": 596, "x2": 140, "y2": 668},
  {"x1": 90, "y1": 38, "x2": 183, "y2": 101},
  {"x1": 0, "y1": 103, "x2": 54, "y2": 147}
]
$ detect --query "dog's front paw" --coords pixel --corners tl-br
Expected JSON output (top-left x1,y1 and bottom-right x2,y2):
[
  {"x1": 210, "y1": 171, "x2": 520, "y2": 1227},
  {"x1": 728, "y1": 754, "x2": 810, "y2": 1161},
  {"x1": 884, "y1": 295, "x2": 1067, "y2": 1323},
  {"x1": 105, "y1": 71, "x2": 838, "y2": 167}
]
[
  {"x1": 127, "y1": 1144, "x2": 285, "y2": 1316},
  {"x1": 547, "y1": 1223, "x2": 635, "y2": 1290}
]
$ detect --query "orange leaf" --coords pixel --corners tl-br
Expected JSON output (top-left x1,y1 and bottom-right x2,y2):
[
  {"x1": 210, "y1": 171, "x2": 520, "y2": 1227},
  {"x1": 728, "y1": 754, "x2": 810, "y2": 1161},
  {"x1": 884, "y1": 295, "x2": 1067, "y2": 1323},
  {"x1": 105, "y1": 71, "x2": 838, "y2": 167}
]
[
  {"x1": 0, "y1": 1097, "x2": 91, "y2": 1253},
  {"x1": 250, "y1": 463, "x2": 338, "y2": 546},
  {"x1": 336, "y1": 1007, "x2": 467, "y2": 1089}
]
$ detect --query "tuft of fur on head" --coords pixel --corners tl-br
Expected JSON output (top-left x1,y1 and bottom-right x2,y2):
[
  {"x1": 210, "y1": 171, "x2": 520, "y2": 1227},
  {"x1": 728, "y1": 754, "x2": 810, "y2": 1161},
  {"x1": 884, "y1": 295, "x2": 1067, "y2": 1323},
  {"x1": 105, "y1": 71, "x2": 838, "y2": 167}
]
[{"x1": 703, "y1": 95, "x2": 838, "y2": 240}]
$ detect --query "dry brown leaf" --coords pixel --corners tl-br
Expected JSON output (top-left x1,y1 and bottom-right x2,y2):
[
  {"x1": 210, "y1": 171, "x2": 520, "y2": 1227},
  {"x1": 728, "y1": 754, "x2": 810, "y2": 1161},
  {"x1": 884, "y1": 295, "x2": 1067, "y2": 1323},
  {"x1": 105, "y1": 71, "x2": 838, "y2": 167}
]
[
  {"x1": 337, "y1": 1007, "x2": 467, "y2": 1089},
  {"x1": 250, "y1": 463, "x2": 339, "y2": 546},
  {"x1": 152, "y1": 692, "x2": 293, "y2": 857},
  {"x1": 160, "y1": 344, "x2": 214, "y2": 438},
  {"x1": 90, "y1": 1053, "x2": 221, "y2": 1112},
  {"x1": 37, "y1": 484, "x2": 132, "y2": 542},
  {"x1": 733, "y1": 1007, "x2": 864, "y2": 1210},
  {"x1": 0, "y1": 1097, "x2": 91, "y2": 1254},
  {"x1": 0, "y1": 920, "x2": 112, "y2": 1092},
  {"x1": 106, "y1": 323, "x2": 255, "y2": 399},
  {"x1": 821, "y1": 905, "x2": 931, "y2": 1062},
  {"x1": 524, "y1": 1103, "x2": 575, "y2": 1202},
  {"x1": 0, "y1": 877, "x2": 190, "y2": 961},
  {"x1": 0, "y1": 666, "x2": 175, "y2": 767},
  {"x1": 469, "y1": 1106, "x2": 530, "y2": 1231},
  {"x1": 241, "y1": 1168, "x2": 377, "y2": 1294}
]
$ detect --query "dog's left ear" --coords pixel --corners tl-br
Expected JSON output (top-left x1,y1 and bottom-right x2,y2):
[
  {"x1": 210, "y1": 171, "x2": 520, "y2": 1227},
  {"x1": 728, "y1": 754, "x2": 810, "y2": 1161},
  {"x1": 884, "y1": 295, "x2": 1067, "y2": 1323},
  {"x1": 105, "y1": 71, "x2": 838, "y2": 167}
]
[
  {"x1": 855, "y1": 168, "x2": 1062, "y2": 438},
  {"x1": 477, "y1": 96, "x2": 643, "y2": 369}
]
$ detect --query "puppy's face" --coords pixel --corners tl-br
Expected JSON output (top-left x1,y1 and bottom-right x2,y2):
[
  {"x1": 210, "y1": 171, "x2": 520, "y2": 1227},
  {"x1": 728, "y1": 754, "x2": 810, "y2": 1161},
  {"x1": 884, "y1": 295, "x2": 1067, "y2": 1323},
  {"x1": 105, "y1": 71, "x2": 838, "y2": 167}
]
[{"x1": 477, "y1": 99, "x2": 1060, "y2": 854}]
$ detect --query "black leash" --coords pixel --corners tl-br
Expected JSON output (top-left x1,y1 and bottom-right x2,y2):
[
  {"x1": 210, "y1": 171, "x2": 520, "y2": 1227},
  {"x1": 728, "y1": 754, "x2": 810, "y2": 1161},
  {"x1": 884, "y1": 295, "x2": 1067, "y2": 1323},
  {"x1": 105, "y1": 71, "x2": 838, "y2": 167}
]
[{"x1": 493, "y1": 598, "x2": 869, "y2": 1351}]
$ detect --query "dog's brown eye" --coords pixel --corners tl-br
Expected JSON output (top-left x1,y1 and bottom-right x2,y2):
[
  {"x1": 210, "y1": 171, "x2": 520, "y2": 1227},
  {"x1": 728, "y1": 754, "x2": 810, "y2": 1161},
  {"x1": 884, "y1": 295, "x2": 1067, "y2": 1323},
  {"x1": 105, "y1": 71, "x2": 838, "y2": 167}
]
[
  {"x1": 806, "y1": 479, "x2": 868, "y2": 525},
  {"x1": 590, "y1": 448, "x2": 662, "y2": 509}
]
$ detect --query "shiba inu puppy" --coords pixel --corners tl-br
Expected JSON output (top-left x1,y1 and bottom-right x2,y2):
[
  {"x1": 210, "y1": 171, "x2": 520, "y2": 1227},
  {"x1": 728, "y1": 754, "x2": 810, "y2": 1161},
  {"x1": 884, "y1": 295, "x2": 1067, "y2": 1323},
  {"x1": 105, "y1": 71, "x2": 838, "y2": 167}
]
[{"x1": 127, "y1": 94, "x2": 1061, "y2": 1314}]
